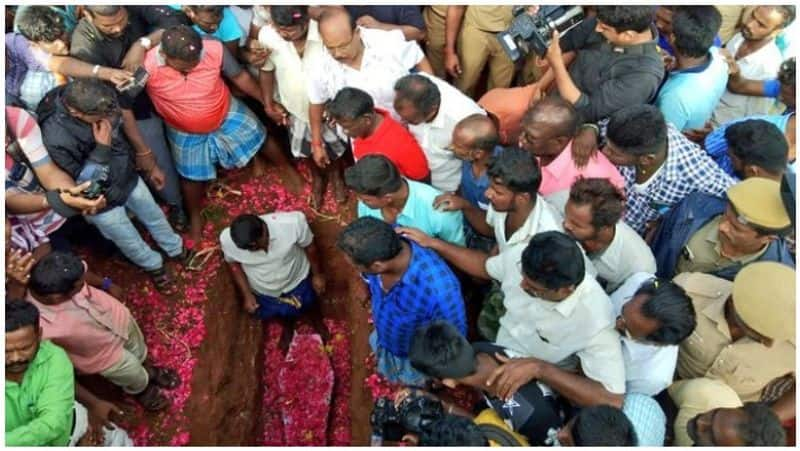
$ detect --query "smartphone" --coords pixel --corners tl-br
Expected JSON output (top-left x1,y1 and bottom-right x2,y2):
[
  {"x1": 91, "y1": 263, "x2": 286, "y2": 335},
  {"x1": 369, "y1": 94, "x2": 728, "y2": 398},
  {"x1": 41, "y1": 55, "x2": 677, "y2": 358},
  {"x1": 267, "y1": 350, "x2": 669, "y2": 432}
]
[{"x1": 117, "y1": 67, "x2": 149, "y2": 96}]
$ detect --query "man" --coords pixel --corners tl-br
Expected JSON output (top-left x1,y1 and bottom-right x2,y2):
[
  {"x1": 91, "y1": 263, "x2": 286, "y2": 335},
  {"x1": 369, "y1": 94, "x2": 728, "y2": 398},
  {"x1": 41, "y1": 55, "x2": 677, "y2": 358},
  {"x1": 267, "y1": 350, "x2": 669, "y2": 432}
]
[
  {"x1": 655, "y1": 7, "x2": 729, "y2": 132},
  {"x1": 601, "y1": 105, "x2": 736, "y2": 236},
  {"x1": 219, "y1": 212, "x2": 329, "y2": 351},
  {"x1": 654, "y1": 6, "x2": 723, "y2": 57},
  {"x1": 144, "y1": 25, "x2": 302, "y2": 244},
  {"x1": 179, "y1": 6, "x2": 242, "y2": 56},
  {"x1": 651, "y1": 177, "x2": 794, "y2": 280},
  {"x1": 711, "y1": 5, "x2": 794, "y2": 125},
  {"x1": 443, "y1": 6, "x2": 514, "y2": 97},
  {"x1": 36, "y1": 79, "x2": 185, "y2": 292},
  {"x1": 70, "y1": 5, "x2": 189, "y2": 229},
  {"x1": 393, "y1": 73, "x2": 485, "y2": 193},
  {"x1": 669, "y1": 378, "x2": 787, "y2": 446},
  {"x1": 337, "y1": 217, "x2": 467, "y2": 385},
  {"x1": 345, "y1": 6, "x2": 426, "y2": 42},
  {"x1": 674, "y1": 262, "x2": 796, "y2": 405},
  {"x1": 518, "y1": 97, "x2": 623, "y2": 196},
  {"x1": 554, "y1": 178, "x2": 656, "y2": 293},
  {"x1": 708, "y1": 119, "x2": 790, "y2": 181},
  {"x1": 308, "y1": 8, "x2": 432, "y2": 187},
  {"x1": 725, "y1": 56, "x2": 795, "y2": 114},
  {"x1": 553, "y1": 405, "x2": 638, "y2": 446},
  {"x1": 422, "y1": 6, "x2": 448, "y2": 78},
  {"x1": 326, "y1": 87, "x2": 429, "y2": 182},
  {"x1": 345, "y1": 155, "x2": 463, "y2": 246},
  {"x1": 6, "y1": 299, "x2": 74, "y2": 446}
]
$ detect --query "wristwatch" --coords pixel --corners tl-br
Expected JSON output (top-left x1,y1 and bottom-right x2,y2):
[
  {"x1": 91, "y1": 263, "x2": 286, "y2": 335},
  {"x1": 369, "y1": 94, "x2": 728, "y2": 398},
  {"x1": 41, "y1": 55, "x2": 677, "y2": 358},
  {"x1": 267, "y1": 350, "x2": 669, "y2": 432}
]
[{"x1": 138, "y1": 37, "x2": 153, "y2": 50}]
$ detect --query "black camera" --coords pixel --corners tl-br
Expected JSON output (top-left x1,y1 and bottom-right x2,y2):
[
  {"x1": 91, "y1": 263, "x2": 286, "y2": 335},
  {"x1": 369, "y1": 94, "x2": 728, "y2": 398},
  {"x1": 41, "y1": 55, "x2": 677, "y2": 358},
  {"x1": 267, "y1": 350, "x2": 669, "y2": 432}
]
[
  {"x1": 498, "y1": 6, "x2": 585, "y2": 61},
  {"x1": 81, "y1": 177, "x2": 111, "y2": 200},
  {"x1": 370, "y1": 395, "x2": 445, "y2": 446}
]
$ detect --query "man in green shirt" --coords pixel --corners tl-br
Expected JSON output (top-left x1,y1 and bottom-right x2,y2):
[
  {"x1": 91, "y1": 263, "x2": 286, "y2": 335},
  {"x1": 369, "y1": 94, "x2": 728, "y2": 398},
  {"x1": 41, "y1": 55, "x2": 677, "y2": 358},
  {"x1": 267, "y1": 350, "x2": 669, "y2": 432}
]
[{"x1": 6, "y1": 299, "x2": 75, "y2": 446}]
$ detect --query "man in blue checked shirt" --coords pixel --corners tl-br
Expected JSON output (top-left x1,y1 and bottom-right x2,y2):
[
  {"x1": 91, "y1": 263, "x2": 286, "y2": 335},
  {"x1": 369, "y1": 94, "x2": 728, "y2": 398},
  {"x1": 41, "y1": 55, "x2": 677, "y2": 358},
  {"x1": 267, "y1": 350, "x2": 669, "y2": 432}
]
[{"x1": 337, "y1": 217, "x2": 466, "y2": 386}]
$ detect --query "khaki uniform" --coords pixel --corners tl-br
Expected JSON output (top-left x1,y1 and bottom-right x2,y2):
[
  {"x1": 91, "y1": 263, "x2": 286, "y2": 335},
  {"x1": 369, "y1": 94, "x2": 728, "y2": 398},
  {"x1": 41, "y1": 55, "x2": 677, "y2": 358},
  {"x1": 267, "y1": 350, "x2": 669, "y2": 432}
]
[
  {"x1": 674, "y1": 272, "x2": 796, "y2": 403},
  {"x1": 675, "y1": 216, "x2": 768, "y2": 275},
  {"x1": 423, "y1": 6, "x2": 448, "y2": 78},
  {"x1": 455, "y1": 6, "x2": 515, "y2": 97},
  {"x1": 668, "y1": 378, "x2": 744, "y2": 446}
]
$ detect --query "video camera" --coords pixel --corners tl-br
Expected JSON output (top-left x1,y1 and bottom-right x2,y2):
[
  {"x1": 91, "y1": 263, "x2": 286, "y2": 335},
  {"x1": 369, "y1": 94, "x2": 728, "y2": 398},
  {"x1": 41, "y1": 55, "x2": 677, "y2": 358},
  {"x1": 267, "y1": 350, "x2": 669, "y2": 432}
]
[
  {"x1": 369, "y1": 395, "x2": 445, "y2": 446},
  {"x1": 497, "y1": 5, "x2": 585, "y2": 61}
]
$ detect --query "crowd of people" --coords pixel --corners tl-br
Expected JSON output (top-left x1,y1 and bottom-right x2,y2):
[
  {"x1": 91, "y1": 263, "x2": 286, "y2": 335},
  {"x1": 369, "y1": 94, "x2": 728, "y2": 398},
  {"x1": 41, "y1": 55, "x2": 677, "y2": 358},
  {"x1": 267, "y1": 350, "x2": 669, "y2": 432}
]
[{"x1": 5, "y1": 4, "x2": 796, "y2": 447}]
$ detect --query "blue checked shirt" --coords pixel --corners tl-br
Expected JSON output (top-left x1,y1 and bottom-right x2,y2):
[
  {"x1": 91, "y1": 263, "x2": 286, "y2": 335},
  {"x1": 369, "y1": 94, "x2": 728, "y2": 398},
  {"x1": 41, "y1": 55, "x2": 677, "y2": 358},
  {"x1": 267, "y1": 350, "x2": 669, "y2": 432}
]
[
  {"x1": 704, "y1": 113, "x2": 793, "y2": 177},
  {"x1": 621, "y1": 124, "x2": 736, "y2": 235},
  {"x1": 622, "y1": 393, "x2": 666, "y2": 446},
  {"x1": 366, "y1": 240, "x2": 467, "y2": 358}
]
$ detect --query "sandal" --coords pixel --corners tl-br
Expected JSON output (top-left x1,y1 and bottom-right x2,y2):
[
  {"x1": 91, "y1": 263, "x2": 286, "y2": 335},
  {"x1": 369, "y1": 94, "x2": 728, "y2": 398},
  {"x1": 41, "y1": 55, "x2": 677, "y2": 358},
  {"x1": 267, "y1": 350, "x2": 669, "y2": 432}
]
[
  {"x1": 146, "y1": 364, "x2": 181, "y2": 390},
  {"x1": 135, "y1": 383, "x2": 169, "y2": 411},
  {"x1": 146, "y1": 266, "x2": 177, "y2": 295},
  {"x1": 172, "y1": 246, "x2": 196, "y2": 266}
]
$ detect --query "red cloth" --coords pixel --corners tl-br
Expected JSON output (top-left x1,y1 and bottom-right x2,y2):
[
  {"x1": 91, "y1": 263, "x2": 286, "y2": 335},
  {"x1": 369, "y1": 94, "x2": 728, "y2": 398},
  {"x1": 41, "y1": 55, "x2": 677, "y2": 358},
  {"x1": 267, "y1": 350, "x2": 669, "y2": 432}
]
[{"x1": 352, "y1": 109, "x2": 430, "y2": 181}]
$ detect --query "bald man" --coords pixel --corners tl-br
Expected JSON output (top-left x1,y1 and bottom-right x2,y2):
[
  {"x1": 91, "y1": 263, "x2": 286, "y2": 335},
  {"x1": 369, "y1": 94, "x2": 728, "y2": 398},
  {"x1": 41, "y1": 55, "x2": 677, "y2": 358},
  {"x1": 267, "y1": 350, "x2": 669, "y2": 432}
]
[{"x1": 518, "y1": 97, "x2": 624, "y2": 196}]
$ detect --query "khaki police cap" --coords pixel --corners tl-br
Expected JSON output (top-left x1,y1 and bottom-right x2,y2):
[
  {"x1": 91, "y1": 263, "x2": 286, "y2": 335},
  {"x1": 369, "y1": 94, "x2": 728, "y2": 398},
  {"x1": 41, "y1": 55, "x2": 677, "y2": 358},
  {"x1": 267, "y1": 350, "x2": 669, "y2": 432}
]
[
  {"x1": 732, "y1": 262, "x2": 795, "y2": 341},
  {"x1": 727, "y1": 178, "x2": 791, "y2": 230}
]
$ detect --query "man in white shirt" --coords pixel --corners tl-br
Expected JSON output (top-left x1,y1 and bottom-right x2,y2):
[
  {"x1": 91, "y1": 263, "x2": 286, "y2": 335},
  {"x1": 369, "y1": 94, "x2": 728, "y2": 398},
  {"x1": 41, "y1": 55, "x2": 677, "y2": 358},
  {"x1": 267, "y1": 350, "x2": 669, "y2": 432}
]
[
  {"x1": 711, "y1": 5, "x2": 793, "y2": 125},
  {"x1": 393, "y1": 73, "x2": 486, "y2": 193},
  {"x1": 219, "y1": 211, "x2": 328, "y2": 351}
]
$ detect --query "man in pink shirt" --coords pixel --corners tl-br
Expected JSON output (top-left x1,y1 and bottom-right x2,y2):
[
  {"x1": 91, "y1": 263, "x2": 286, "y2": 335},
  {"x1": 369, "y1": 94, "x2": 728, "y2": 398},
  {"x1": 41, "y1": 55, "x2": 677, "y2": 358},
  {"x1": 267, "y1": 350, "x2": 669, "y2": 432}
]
[
  {"x1": 518, "y1": 97, "x2": 624, "y2": 196},
  {"x1": 25, "y1": 251, "x2": 179, "y2": 411}
]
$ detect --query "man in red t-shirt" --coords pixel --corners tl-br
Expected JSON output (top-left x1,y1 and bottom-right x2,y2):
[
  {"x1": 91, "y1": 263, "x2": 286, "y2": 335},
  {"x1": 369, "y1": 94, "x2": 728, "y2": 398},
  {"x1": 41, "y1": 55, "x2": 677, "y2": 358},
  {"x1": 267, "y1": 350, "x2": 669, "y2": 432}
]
[{"x1": 326, "y1": 87, "x2": 430, "y2": 183}]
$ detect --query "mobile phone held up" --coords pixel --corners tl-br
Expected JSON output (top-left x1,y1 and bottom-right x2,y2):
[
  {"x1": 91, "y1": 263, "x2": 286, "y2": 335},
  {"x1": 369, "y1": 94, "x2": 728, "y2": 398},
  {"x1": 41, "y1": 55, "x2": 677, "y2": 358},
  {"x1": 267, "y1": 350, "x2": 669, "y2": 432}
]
[{"x1": 117, "y1": 67, "x2": 149, "y2": 98}]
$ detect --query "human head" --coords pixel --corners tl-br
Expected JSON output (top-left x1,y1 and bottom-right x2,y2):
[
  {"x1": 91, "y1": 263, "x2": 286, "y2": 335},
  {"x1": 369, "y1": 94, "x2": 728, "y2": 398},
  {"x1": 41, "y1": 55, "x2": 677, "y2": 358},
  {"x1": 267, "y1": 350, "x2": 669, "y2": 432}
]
[
  {"x1": 393, "y1": 74, "x2": 441, "y2": 126},
  {"x1": 28, "y1": 250, "x2": 86, "y2": 303},
  {"x1": 271, "y1": 5, "x2": 310, "y2": 42},
  {"x1": 741, "y1": 6, "x2": 794, "y2": 42},
  {"x1": 326, "y1": 87, "x2": 376, "y2": 139},
  {"x1": 730, "y1": 261, "x2": 795, "y2": 345},
  {"x1": 725, "y1": 119, "x2": 788, "y2": 180},
  {"x1": 318, "y1": 8, "x2": 360, "y2": 65},
  {"x1": 520, "y1": 231, "x2": 585, "y2": 302},
  {"x1": 603, "y1": 105, "x2": 668, "y2": 167},
  {"x1": 344, "y1": 155, "x2": 403, "y2": 209},
  {"x1": 409, "y1": 321, "x2": 476, "y2": 388},
  {"x1": 595, "y1": 6, "x2": 655, "y2": 45},
  {"x1": 161, "y1": 25, "x2": 204, "y2": 74},
  {"x1": 63, "y1": 78, "x2": 120, "y2": 124},
  {"x1": 687, "y1": 403, "x2": 786, "y2": 446},
  {"x1": 83, "y1": 6, "x2": 129, "y2": 39},
  {"x1": 670, "y1": 6, "x2": 722, "y2": 58},
  {"x1": 229, "y1": 214, "x2": 268, "y2": 251},
  {"x1": 563, "y1": 178, "x2": 625, "y2": 254},
  {"x1": 484, "y1": 147, "x2": 541, "y2": 213},
  {"x1": 6, "y1": 300, "x2": 42, "y2": 377},
  {"x1": 719, "y1": 178, "x2": 793, "y2": 256},
  {"x1": 616, "y1": 277, "x2": 696, "y2": 345},
  {"x1": 183, "y1": 5, "x2": 224, "y2": 34},
  {"x1": 418, "y1": 414, "x2": 488, "y2": 446},
  {"x1": 654, "y1": 6, "x2": 675, "y2": 37},
  {"x1": 450, "y1": 114, "x2": 499, "y2": 162},
  {"x1": 519, "y1": 97, "x2": 578, "y2": 161},
  {"x1": 337, "y1": 217, "x2": 403, "y2": 274},
  {"x1": 16, "y1": 6, "x2": 70, "y2": 55},
  {"x1": 557, "y1": 405, "x2": 638, "y2": 446},
  {"x1": 778, "y1": 57, "x2": 795, "y2": 109}
]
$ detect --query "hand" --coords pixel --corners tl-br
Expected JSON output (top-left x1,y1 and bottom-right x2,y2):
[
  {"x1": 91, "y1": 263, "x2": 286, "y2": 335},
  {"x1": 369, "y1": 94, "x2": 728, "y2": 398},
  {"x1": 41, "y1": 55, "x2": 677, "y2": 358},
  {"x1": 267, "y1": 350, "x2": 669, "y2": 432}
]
[
  {"x1": 121, "y1": 44, "x2": 146, "y2": 73},
  {"x1": 242, "y1": 40, "x2": 270, "y2": 66},
  {"x1": 433, "y1": 193, "x2": 468, "y2": 212},
  {"x1": 6, "y1": 248, "x2": 35, "y2": 286},
  {"x1": 107, "y1": 283, "x2": 125, "y2": 301},
  {"x1": 525, "y1": 5, "x2": 540, "y2": 15},
  {"x1": 77, "y1": 422, "x2": 104, "y2": 446},
  {"x1": 544, "y1": 30, "x2": 563, "y2": 66},
  {"x1": 393, "y1": 387, "x2": 438, "y2": 408},
  {"x1": 720, "y1": 48, "x2": 740, "y2": 78},
  {"x1": 243, "y1": 292, "x2": 259, "y2": 314},
  {"x1": 444, "y1": 49, "x2": 462, "y2": 79},
  {"x1": 311, "y1": 273, "x2": 327, "y2": 296},
  {"x1": 60, "y1": 182, "x2": 107, "y2": 214},
  {"x1": 662, "y1": 54, "x2": 677, "y2": 72},
  {"x1": 100, "y1": 67, "x2": 134, "y2": 88},
  {"x1": 571, "y1": 127, "x2": 599, "y2": 169},
  {"x1": 396, "y1": 226, "x2": 436, "y2": 248},
  {"x1": 91, "y1": 119, "x2": 113, "y2": 146},
  {"x1": 643, "y1": 219, "x2": 661, "y2": 244},
  {"x1": 87, "y1": 398, "x2": 124, "y2": 431},
  {"x1": 264, "y1": 101, "x2": 290, "y2": 127},
  {"x1": 683, "y1": 121, "x2": 713, "y2": 144},
  {"x1": 486, "y1": 353, "x2": 543, "y2": 401},
  {"x1": 312, "y1": 141, "x2": 330, "y2": 168},
  {"x1": 148, "y1": 165, "x2": 166, "y2": 191},
  {"x1": 355, "y1": 14, "x2": 381, "y2": 28}
]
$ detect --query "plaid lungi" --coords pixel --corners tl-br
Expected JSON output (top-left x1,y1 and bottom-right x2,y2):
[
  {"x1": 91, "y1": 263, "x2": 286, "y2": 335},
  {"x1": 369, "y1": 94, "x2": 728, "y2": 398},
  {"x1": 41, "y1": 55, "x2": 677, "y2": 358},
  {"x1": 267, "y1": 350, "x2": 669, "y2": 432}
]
[{"x1": 166, "y1": 96, "x2": 265, "y2": 181}]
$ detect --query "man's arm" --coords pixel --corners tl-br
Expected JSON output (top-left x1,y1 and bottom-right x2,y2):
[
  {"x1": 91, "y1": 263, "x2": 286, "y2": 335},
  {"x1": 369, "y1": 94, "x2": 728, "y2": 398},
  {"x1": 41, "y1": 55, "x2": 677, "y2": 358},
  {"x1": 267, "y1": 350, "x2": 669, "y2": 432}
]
[
  {"x1": 433, "y1": 193, "x2": 493, "y2": 237},
  {"x1": 226, "y1": 260, "x2": 259, "y2": 313},
  {"x1": 396, "y1": 227, "x2": 493, "y2": 280},
  {"x1": 443, "y1": 6, "x2": 466, "y2": 78},
  {"x1": 545, "y1": 30, "x2": 582, "y2": 103},
  {"x1": 121, "y1": 29, "x2": 166, "y2": 72},
  {"x1": 222, "y1": 45, "x2": 263, "y2": 101},
  {"x1": 47, "y1": 57, "x2": 132, "y2": 86},
  {"x1": 120, "y1": 108, "x2": 161, "y2": 184}
]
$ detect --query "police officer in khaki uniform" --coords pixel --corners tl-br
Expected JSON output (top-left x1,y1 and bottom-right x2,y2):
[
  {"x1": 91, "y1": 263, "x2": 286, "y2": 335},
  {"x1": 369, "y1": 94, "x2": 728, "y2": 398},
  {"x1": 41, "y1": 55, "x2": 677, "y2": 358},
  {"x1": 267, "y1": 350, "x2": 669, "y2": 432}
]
[
  {"x1": 444, "y1": 6, "x2": 515, "y2": 97},
  {"x1": 673, "y1": 262, "x2": 795, "y2": 406},
  {"x1": 423, "y1": 6, "x2": 448, "y2": 78},
  {"x1": 668, "y1": 378, "x2": 745, "y2": 446}
]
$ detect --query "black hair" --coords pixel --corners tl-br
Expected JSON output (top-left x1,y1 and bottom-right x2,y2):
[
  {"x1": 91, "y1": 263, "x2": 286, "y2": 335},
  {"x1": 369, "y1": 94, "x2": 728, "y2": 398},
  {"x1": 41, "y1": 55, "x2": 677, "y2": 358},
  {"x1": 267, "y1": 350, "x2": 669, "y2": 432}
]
[
  {"x1": 671, "y1": 6, "x2": 722, "y2": 58},
  {"x1": 318, "y1": 7, "x2": 357, "y2": 31},
  {"x1": 521, "y1": 231, "x2": 585, "y2": 290},
  {"x1": 568, "y1": 177, "x2": 625, "y2": 229},
  {"x1": 162, "y1": 25, "x2": 203, "y2": 62},
  {"x1": 486, "y1": 147, "x2": 542, "y2": 197},
  {"x1": 63, "y1": 78, "x2": 119, "y2": 116},
  {"x1": 6, "y1": 299, "x2": 40, "y2": 333},
  {"x1": 187, "y1": 5, "x2": 223, "y2": 15},
  {"x1": 394, "y1": 74, "x2": 441, "y2": 118},
  {"x1": 327, "y1": 87, "x2": 374, "y2": 121},
  {"x1": 85, "y1": 6, "x2": 123, "y2": 17},
  {"x1": 725, "y1": 119, "x2": 788, "y2": 174},
  {"x1": 409, "y1": 321, "x2": 476, "y2": 379},
  {"x1": 780, "y1": 172, "x2": 795, "y2": 229},
  {"x1": 737, "y1": 402, "x2": 787, "y2": 446},
  {"x1": 229, "y1": 214, "x2": 265, "y2": 250},
  {"x1": 572, "y1": 405, "x2": 638, "y2": 446},
  {"x1": 769, "y1": 5, "x2": 796, "y2": 27},
  {"x1": 607, "y1": 105, "x2": 668, "y2": 156},
  {"x1": 271, "y1": 5, "x2": 309, "y2": 27},
  {"x1": 16, "y1": 6, "x2": 65, "y2": 43},
  {"x1": 778, "y1": 57, "x2": 795, "y2": 86},
  {"x1": 419, "y1": 414, "x2": 489, "y2": 446},
  {"x1": 596, "y1": 6, "x2": 655, "y2": 33},
  {"x1": 634, "y1": 278, "x2": 697, "y2": 345},
  {"x1": 344, "y1": 155, "x2": 403, "y2": 196},
  {"x1": 524, "y1": 96, "x2": 579, "y2": 138},
  {"x1": 29, "y1": 250, "x2": 85, "y2": 296},
  {"x1": 336, "y1": 217, "x2": 402, "y2": 267}
]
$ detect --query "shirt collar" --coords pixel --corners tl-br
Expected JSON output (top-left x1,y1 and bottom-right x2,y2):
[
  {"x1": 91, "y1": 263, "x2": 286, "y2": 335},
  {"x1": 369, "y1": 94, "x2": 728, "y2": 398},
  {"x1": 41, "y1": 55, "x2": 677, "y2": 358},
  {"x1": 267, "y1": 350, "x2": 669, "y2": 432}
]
[
  {"x1": 398, "y1": 178, "x2": 417, "y2": 221},
  {"x1": 541, "y1": 140, "x2": 576, "y2": 180},
  {"x1": 508, "y1": 195, "x2": 552, "y2": 246},
  {"x1": 607, "y1": 24, "x2": 659, "y2": 54},
  {"x1": 551, "y1": 276, "x2": 589, "y2": 317},
  {"x1": 700, "y1": 295, "x2": 733, "y2": 341},
  {"x1": 669, "y1": 51, "x2": 715, "y2": 75}
]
